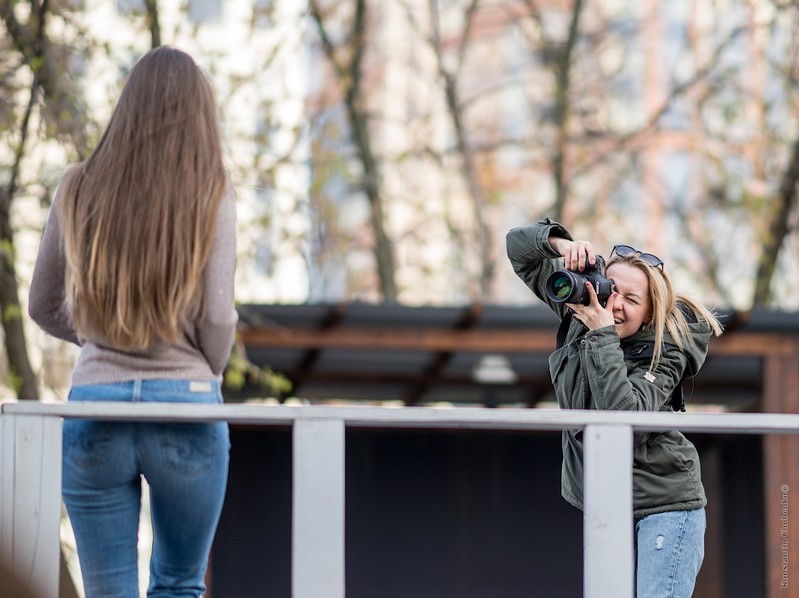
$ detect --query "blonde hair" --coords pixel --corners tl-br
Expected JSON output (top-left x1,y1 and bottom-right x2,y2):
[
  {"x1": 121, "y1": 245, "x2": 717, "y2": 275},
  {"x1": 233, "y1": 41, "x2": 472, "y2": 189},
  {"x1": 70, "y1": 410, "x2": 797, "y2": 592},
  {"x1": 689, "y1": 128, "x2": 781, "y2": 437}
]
[
  {"x1": 58, "y1": 47, "x2": 228, "y2": 351},
  {"x1": 607, "y1": 254, "x2": 724, "y2": 369}
]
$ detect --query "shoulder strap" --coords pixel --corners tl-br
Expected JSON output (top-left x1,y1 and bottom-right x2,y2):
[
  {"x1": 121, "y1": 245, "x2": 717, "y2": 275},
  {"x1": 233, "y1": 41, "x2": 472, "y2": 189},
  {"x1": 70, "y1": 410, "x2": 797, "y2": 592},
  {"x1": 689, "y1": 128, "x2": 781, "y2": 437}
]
[{"x1": 556, "y1": 311, "x2": 572, "y2": 350}]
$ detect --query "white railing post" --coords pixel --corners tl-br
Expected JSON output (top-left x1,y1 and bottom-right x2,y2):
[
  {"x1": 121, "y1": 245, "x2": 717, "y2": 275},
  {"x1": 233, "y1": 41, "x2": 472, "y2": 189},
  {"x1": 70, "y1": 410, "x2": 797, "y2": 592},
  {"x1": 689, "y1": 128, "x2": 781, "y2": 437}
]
[
  {"x1": 583, "y1": 423, "x2": 634, "y2": 598},
  {"x1": 292, "y1": 417, "x2": 345, "y2": 598},
  {"x1": 0, "y1": 411, "x2": 63, "y2": 598}
]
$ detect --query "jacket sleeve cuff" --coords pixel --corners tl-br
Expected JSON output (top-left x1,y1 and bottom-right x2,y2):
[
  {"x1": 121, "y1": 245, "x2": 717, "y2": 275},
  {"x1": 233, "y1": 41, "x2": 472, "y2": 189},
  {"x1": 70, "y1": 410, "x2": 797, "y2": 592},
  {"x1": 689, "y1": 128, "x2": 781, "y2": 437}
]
[
  {"x1": 506, "y1": 218, "x2": 573, "y2": 262},
  {"x1": 540, "y1": 217, "x2": 572, "y2": 243},
  {"x1": 583, "y1": 325, "x2": 620, "y2": 348}
]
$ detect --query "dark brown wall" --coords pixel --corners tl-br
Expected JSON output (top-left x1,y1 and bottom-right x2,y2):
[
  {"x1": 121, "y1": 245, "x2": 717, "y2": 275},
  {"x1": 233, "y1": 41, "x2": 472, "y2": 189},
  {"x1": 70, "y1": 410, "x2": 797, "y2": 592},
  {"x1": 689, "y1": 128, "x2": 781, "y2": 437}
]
[{"x1": 211, "y1": 427, "x2": 764, "y2": 598}]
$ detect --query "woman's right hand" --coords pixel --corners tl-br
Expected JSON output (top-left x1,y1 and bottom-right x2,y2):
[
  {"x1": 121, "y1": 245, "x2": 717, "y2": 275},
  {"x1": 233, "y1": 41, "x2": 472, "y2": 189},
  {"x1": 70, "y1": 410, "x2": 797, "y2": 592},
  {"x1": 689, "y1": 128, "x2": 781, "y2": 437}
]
[{"x1": 548, "y1": 236, "x2": 598, "y2": 272}]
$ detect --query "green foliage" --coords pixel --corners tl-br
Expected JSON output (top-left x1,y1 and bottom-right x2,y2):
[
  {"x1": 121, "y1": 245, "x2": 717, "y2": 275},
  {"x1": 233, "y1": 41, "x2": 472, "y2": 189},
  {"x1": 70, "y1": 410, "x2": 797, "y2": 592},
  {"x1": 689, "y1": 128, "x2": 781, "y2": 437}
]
[
  {"x1": 7, "y1": 367, "x2": 23, "y2": 395},
  {"x1": 30, "y1": 55, "x2": 44, "y2": 73},
  {"x1": 224, "y1": 342, "x2": 293, "y2": 399},
  {"x1": 2, "y1": 303, "x2": 21, "y2": 324},
  {"x1": 0, "y1": 239, "x2": 14, "y2": 263}
]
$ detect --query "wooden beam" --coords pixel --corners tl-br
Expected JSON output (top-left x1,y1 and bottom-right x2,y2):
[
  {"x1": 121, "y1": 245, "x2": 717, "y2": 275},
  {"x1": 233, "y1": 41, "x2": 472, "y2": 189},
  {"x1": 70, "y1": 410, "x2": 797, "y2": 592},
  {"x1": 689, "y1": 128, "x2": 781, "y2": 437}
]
[
  {"x1": 231, "y1": 369, "x2": 752, "y2": 391},
  {"x1": 241, "y1": 326, "x2": 792, "y2": 357},
  {"x1": 291, "y1": 304, "x2": 349, "y2": 397},
  {"x1": 404, "y1": 304, "x2": 484, "y2": 406},
  {"x1": 711, "y1": 333, "x2": 799, "y2": 357},
  {"x1": 240, "y1": 327, "x2": 556, "y2": 352}
]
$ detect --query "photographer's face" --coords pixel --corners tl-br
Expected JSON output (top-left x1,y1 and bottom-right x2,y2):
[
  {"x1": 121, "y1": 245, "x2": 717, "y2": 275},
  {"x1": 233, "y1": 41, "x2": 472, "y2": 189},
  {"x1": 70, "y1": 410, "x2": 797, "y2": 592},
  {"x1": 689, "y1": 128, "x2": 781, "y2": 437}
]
[{"x1": 606, "y1": 262, "x2": 651, "y2": 339}]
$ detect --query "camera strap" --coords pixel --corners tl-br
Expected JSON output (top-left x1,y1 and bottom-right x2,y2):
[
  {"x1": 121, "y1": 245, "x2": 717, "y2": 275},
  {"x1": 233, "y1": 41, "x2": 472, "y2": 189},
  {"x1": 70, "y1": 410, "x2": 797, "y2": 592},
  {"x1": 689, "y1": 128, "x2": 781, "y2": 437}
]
[{"x1": 555, "y1": 311, "x2": 573, "y2": 350}]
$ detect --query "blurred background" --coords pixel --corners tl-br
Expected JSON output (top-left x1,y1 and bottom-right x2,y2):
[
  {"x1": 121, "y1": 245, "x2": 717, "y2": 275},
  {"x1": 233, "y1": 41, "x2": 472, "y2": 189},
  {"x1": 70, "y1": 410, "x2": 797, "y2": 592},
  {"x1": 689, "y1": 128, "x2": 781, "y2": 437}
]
[
  {"x1": 4, "y1": 0, "x2": 799, "y2": 402},
  {"x1": 2, "y1": 1, "x2": 798, "y2": 596}
]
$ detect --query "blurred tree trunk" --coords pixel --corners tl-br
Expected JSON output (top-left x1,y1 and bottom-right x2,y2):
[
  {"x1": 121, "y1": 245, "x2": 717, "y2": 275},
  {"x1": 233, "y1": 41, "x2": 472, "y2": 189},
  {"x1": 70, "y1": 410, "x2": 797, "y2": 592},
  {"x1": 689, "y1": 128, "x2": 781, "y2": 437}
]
[
  {"x1": 426, "y1": 0, "x2": 495, "y2": 300},
  {"x1": 523, "y1": 0, "x2": 584, "y2": 223},
  {"x1": 0, "y1": 95, "x2": 38, "y2": 399},
  {"x1": 144, "y1": 0, "x2": 162, "y2": 48},
  {"x1": 0, "y1": 0, "x2": 50, "y2": 400},
  {"x1": 752, "y1": 139, "x2": 799, "y2": 305},
  {"x1": 1, "y1": 0, "x2": 92, "y2": 402},
  {"x1": 0, "y1": 205, "x2": 38, "y2": 400},
  {"x1": 310, "y1": 0, "x2": 398, "y2": 301}
]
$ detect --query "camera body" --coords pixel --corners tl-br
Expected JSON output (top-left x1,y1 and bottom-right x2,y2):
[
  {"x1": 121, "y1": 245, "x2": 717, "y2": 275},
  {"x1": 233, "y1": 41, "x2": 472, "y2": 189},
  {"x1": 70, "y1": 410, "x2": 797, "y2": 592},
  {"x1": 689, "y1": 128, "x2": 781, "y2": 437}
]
[{"x1": 545, "y1": 256, "x2": 615, "y2": 306}]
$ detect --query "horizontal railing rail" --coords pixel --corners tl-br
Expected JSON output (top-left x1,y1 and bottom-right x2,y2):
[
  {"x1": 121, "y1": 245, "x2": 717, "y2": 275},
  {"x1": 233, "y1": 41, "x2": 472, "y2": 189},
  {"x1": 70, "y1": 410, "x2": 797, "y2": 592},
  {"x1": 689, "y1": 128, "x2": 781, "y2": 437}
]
[
  {"x1": 6, "y1": 401, "x2": 799, "y2": 431},
  {"x1": 3, "y1": 402, "x2": 798, "y2": 598}
]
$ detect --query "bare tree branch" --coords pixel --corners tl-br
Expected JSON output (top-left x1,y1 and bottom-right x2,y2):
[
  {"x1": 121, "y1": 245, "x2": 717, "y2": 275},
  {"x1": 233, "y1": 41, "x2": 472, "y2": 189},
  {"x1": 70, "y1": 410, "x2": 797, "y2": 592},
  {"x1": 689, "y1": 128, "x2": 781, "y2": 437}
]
[
  {"x1": 144, "y1": 0, "x2": 162, "y2": 48},
  {"x1": 309, "y1": 0, "x2": 398, "y2": 300},
  {"x1": 752, "y1": 142, "x2": 799, "y2": 305},
  {"x1": 423, "y1": 0, "x2": 496, "y2": 299},
  {"x1": 571, "y1": 24, "x2": 749, "y2": 181},
  {"x1": 0, "y1": 0, "x2": 90, "y2": 155}
]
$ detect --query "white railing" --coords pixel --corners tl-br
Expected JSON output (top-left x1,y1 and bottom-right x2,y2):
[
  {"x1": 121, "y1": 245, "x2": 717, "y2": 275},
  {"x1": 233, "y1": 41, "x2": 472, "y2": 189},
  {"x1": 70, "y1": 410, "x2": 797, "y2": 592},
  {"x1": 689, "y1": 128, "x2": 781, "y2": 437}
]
[{"x1": 3, "y1": 402, "x2": 799, "y2": 598}]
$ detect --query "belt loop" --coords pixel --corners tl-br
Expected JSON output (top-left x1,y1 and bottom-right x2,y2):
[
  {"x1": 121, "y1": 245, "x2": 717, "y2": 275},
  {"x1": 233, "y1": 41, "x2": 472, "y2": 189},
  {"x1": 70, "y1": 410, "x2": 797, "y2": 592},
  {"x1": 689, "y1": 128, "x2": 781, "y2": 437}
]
[{"x1": 132, "y1": 379, "x2": 143, "y2": 402}]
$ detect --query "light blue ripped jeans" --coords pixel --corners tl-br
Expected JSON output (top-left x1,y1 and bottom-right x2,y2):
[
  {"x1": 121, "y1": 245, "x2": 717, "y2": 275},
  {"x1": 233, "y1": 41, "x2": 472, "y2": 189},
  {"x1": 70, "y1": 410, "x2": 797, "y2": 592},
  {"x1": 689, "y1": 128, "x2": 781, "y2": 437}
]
[
  {"x1": 62, "y1": 379, "x2": 230, "y2": 598},
  {"x1": 634, "y1": 508, "x2": 706, "y2": 598}
]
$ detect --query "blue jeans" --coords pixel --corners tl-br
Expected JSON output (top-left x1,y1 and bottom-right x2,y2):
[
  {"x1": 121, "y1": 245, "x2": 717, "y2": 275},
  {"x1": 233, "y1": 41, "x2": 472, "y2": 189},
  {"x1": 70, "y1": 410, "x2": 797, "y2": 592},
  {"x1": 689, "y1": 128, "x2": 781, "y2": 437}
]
[
  {"x1": 63, "y1": 379, "x2": 230, "y2": 598},
  {"x1": 634, "y1": 508, "x2": 706, "y2": 598}
]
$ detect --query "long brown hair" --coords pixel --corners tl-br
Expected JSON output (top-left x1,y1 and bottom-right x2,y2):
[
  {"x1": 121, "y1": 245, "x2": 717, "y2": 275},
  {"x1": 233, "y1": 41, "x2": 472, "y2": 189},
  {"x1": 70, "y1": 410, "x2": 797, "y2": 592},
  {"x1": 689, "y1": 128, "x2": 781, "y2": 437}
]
[
  {"x1": 58, "y1": 46, "x2": 228, "y2": 351},
  {"x1": 607, "y1": 254, "x2": 724, "y2": 368}
]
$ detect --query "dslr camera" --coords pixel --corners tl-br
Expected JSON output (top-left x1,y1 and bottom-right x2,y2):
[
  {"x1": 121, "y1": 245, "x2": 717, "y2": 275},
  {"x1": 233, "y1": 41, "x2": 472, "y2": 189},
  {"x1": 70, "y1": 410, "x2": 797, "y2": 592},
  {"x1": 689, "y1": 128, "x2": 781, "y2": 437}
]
[{"x1": 545, "y1": 255, "x2": 615, "y2": 306}]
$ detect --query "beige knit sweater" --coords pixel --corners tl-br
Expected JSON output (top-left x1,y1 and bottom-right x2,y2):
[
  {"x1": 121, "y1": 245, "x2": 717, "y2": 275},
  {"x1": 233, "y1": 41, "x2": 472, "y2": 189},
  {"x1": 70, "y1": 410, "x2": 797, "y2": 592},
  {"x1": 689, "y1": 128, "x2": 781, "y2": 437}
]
[{"x1": 28, "y1": 187, "x2": 238, "y2": 386}]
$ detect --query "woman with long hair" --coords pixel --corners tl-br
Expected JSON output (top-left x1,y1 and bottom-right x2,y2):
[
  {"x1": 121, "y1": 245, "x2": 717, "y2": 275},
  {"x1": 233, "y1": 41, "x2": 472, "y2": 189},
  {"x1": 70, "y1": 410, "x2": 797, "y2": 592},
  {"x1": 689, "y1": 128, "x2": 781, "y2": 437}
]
[
  {"x1": 29, "y1": 46, "x2": 237, "y2": 597},
  {"x1": 507, "y1": 219, "x2": 723, "y2": 597}
]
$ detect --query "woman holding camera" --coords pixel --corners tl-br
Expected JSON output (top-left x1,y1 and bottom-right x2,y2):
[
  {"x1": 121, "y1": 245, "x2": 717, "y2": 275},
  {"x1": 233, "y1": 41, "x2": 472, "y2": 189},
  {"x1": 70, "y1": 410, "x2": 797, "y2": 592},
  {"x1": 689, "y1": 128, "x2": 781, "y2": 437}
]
[{"x1": 506, "y1": 218, "x2": 722, "y2": 597}]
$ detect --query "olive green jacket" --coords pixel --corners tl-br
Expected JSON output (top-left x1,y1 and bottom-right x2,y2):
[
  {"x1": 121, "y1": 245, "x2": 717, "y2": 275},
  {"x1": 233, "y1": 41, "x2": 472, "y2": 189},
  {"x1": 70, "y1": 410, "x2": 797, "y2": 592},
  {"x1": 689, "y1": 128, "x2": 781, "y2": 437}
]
[{"x1": 507, "y1": 218, "x2": 710, "y2": 517}]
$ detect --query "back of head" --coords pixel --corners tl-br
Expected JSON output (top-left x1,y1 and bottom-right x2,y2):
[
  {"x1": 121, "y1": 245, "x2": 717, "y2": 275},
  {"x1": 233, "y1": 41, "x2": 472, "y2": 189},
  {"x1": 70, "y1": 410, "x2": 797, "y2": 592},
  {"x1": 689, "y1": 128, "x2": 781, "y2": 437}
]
[{"x1": 58, "y1": 46, "x2": 228, "y2": 351}]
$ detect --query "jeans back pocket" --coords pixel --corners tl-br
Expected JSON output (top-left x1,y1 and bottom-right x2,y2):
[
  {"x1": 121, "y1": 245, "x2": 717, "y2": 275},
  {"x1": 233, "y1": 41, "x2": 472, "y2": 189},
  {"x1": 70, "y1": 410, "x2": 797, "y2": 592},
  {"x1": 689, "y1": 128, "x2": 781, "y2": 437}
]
[{"x1": 156, "y1": 422, "x2": 225, "y2": 476}]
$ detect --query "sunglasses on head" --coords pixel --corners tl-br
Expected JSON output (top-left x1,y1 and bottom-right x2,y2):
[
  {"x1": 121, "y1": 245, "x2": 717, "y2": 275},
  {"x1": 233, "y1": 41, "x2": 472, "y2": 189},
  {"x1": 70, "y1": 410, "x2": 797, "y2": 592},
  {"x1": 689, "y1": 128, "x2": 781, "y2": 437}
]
[{"x1": 611, "y1": 244, "x2": 664, "y2": 270}]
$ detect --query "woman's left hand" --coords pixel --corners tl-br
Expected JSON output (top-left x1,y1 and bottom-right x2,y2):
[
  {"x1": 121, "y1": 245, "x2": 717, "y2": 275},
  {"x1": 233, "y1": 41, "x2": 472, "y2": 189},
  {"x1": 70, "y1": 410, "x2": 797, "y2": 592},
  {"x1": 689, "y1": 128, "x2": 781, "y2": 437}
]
[{"x1": 567, "y1": 282, "x2": 617, "y2": 331}]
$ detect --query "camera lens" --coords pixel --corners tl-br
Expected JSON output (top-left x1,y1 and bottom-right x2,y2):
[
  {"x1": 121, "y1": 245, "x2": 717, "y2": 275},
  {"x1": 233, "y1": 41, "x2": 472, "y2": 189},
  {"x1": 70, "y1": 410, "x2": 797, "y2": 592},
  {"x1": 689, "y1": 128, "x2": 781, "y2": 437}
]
[
  {"x1": 545, "y1": 270, "x2": 586, "y2": 303},
  {"x1": 544, "y1": 257, "x2": 612, "y2": 306},
  {"x1": 549, "y1": 273, "x2": 574, "y2": 300}
]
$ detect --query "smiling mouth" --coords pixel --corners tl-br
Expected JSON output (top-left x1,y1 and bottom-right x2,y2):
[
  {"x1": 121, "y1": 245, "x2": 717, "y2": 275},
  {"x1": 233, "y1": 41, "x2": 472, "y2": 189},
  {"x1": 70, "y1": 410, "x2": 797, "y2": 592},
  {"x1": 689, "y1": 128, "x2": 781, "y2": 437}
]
[{"x1": 614, "y1": 318, "x2": 624, "y2": 324}]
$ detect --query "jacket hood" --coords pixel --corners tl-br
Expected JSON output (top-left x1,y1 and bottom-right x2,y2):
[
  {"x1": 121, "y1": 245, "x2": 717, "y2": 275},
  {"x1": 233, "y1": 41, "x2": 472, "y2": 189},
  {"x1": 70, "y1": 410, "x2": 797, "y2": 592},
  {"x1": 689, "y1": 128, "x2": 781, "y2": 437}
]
[{"x1": 622, "y1": 320, "x2": 713, "y2": 378}]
